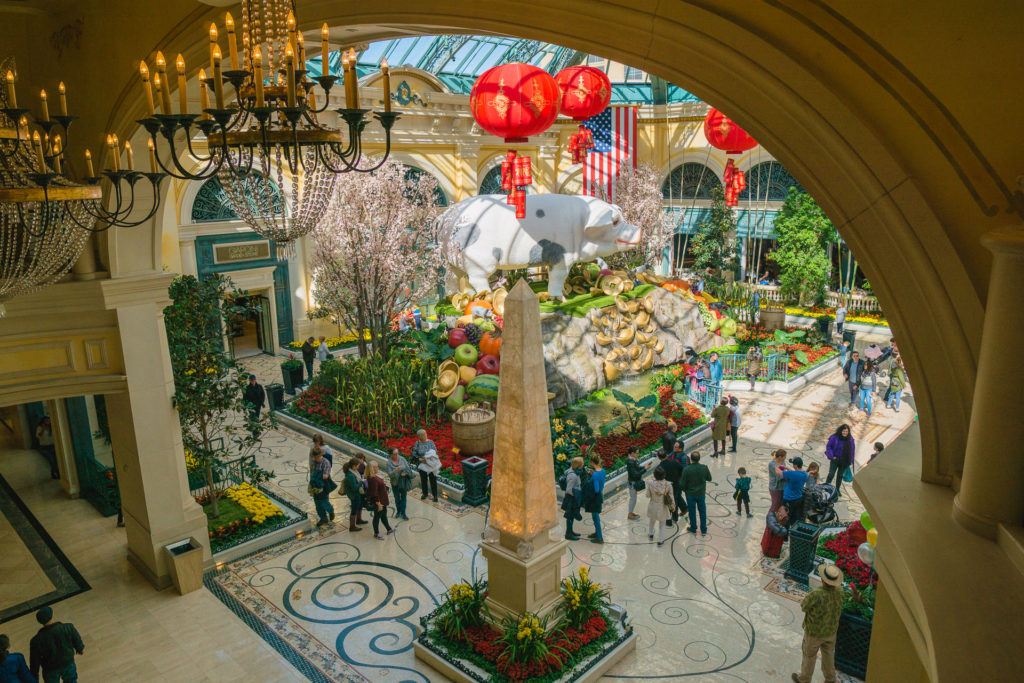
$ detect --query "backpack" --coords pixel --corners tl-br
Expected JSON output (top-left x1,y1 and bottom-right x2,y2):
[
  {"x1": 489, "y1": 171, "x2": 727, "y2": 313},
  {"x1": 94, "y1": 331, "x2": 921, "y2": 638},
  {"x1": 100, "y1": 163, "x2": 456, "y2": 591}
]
[
  {"x1": 579, "y1": 469, "x2": 595, "y2": 506},
  {"x1": 558, "y1": 473, "x2": 568, "y2": 491}
]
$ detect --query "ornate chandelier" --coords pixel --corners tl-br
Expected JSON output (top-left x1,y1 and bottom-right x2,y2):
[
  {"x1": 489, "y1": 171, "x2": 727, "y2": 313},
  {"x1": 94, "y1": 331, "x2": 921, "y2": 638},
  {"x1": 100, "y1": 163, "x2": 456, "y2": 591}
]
[{"x1": 137, "y1": 0, "x2": 399, "y2": 249}]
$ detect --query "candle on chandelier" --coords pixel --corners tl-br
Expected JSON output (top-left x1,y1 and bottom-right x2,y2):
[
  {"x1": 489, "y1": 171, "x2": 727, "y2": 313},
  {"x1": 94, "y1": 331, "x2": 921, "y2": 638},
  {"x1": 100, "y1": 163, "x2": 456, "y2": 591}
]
[
  {"x1": 212, "y1": 44, "x2": 225, "y2": 109},
  {"x1": 155, "y1": 51, "x2": 173, "y2": 114},
  {"x1": 175, "y1": 54, "x2": 188, "y2": 114},
  {"x1": 285, "y1": 44, "x2": 297, "y2": 107},
  {"x1": 349, "y1": 49, "x2": 359, "y2": 105},
  {"x1": 341, "y1": 52, "x2": 350, "y2": 107},
  {"x1": 209, "y1": 22, "x2": 219, "y2": 73},
  {"x1": 124, "y1": 140, "x2": 134, "y2": 171},
  {"x1": 3, "y1": 70, "x2": 15, "y2": 108},
  {"x1": 139, "y1": 61, "x2": 155, "y2": 116},
  {"x1": 39, "y1": 89, "x2": 49, "y2": 122},
  {"x1": 197, "y1": 68, "x2": 209, "y2": 113},
  {"x1": 112, "y1": 134, "x2": 121, "y2": 172},
  {"x1": 253, "y1": 46, "x2": 265, "y2": 107},
  {"x1": 224, "y1": 12, "x2": 239, "y2": 70},
  {"x1": 84, "y1": 149, "x2": 95, "y2": 178},
  {"x1": 57, "y1": 82, "x2": 67, "y2": 116},
  {"x1": 287, "y1": 11, "x2": 297, "y2": 55},
  {"x1": 52, "y1": 135, "x2": 62, "y2": 173},
  {"x1": 296, "y1": 32, "x2": 306, "y2": 69},
  {"x1": 381, "y1": 58, "x2": 391, "y2": 113},
  {"x1": 152, "y1": 72, "x2": 164, "y2": 113},
  {"x1": 321, "y1": 23, "x2": 330, "y2": 66},
  {"x1": 32, "y1": 131, "x2": 45, "y2": 170},
  {"x1": 147, "y1": 138, "x2": 157, "y2": 173},
  {"x1": 106, "y1": 134, "x2": 118, "y2": 171}
]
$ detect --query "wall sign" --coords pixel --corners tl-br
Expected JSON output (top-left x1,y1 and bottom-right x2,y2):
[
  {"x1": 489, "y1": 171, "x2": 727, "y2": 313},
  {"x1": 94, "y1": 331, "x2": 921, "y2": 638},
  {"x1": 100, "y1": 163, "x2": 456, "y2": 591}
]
[{"x1": 213, "y1": 240, "x2": 272, "y2": 264}]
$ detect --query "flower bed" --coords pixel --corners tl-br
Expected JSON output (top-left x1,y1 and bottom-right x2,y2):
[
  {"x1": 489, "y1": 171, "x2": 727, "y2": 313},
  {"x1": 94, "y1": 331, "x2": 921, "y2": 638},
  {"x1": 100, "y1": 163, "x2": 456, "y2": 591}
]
[
  {"x1": 197, "y1": 483, "x2": 288, "y2": 554},
  {"x1": 817, "y1": 521, "x2": 877, "y2": 589},
  {"x1": 786, "y1": 305, "x2": 889, "y2": 327},
  {"x1": 286, "y1": 329, "x2": 372, "y2": 351}
]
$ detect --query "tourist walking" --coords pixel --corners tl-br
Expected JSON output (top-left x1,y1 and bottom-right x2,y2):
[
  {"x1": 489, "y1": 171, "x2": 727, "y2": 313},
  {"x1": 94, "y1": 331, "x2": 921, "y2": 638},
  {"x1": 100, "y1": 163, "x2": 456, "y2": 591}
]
[
  {"x1": 625, "y1": 446, "x2": 646, "y2": 520},
  {"x1": 342, "y1": 459, "x2": 364, "y2": 532},
  {"x1": 309, "y1": 447, "x2": 336, "y2": 527},
  {"x1": 859, "y1": 361, "x2": 877, "y2": 415},
  {"x1": 710, "y1": 398, "x2": 731, "y2": 458},
  {"x1": 792, "y1": 564, "x2": 845, "y2": 683},
  {"x1": 838, "y1": 339, "x2": 850, "y2": 369},
  {"x1": 657, "y1": 447, "x2": 685, "y2": 526},
  {"x1": 309, "y1": 434, "x2": 333, "y2": 468},
  {"x1": 681, "y1": 451, "x2": 712, "y2": 536},
  {"x1": 1, "y1": 634, "x2": 33, "y2": 683},
  {"x1": 768, "y1": 449, "x2": 787, "y2": 512},
  {"x1": 585, "y1": 456, "x2": 606, "y2": 544},
  {"x1": 734, "y1": 467, "x2": 752, "y2": 517},
  {"x1": 728, "y1": 395, "x2": 741, "y2": 453},
  {"x1": 843, "y1": 351, "x2": 864, "y2": 406},
  {"x1": 301, "y1": 336, "x2": 316, "y2": 381},
  {"x1": 561, "y1": 457, "x2": 584, "y2": 540},
  {"x1": 824, "y1": 424, "x2": 856, "y2": 493},
  {"x1": 35, "y1": 416, "x2": 59, "y2": 480},
  {"x1": 29, "y1": 607, "x2": 83, "y2": 683},
  {"x1": 365, "y1": 462, "x2": 395, "y2": 539},
  {"x1": 316, "y1": 336, "x2": 330, "y2": 365},
  {"x1": 745, "y1": 346, "x2": 763, "y2": 390},
  {"x1": 385, "y1": 448, "x2": 414, "y2": 520},
  {"x1": 243, "y1": 374, "x2": 266, "y2": 426},
  {"x1": 760, "y1": 503, "x2": 790, "y2": 558},
  {"x1": 834, "y1": 302, "x2": 847, "y2": 335},
  {"x1": 645, "y1": 468, "x2": 674, "y2": 546},
  {"x1": 887, "y1": 359, "x2": 908, "y2": 412},
  {"x1": 779, "y1": 456, "x2": 810, "y2": 524},
  {"x1": 708, "y1": 352, "x2": 723, "y2": 385},
  {"x1": 411, "y1": 429, "x2": 440, "y2": 502},
  {"x1": 661, "y1": 420, "x2": 679, "y2": 455}
]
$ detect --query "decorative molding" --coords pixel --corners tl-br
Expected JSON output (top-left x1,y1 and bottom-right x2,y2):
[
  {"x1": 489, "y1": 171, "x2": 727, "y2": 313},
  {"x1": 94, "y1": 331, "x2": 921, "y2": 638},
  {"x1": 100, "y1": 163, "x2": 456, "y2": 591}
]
[
  {"x1": 0, "y1": 341, "x2": 74, "y2": 380},
  {"x1": 49, "y1": 18, "x2": 84, "y2": 58},
  {"x1": 83, "y1": 339, "x2": 110, "y2": 370}
]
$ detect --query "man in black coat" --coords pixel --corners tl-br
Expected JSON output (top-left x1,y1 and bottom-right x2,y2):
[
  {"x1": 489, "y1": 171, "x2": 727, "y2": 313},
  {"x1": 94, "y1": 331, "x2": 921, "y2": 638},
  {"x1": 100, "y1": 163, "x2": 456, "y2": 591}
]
[
  {"x1": 655, "y1": 447, "x2": 687, "y2": 526},
  {"x1": 300, "y1": 336, "x2": 316, "y2": 382},
  {"x1": 243, "y1": 374, "x2": 266, "y2": 435},
  {"x1": 661, "y1": 420, "x2": 679, "y2": 455}
]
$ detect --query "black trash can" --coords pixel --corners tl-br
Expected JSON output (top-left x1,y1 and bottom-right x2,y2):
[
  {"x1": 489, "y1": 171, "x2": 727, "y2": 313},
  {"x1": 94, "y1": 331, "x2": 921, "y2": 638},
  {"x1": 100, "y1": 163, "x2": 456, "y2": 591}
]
[
  {"x1": 842, "y1": 329, "x2": 857, "y2": 347},
  {"x1": 816, "y1": 316, "x2": 833, "y2": 338},
  {"x1": 267, "y1": 383, "x2": 285, "y2": 411},
  {"x1": 461, "y1": 456, "x2": 490, "y2": 507},
  {"x1": 784, "y1": 521, "x2": 823, "y2": 586}
]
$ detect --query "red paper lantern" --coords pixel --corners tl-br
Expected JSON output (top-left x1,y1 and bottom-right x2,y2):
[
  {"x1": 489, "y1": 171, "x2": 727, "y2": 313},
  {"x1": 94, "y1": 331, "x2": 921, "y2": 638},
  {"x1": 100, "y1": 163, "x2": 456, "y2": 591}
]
[
  {"x1": 470, "y1": 63, "x2": 560, "y2": 143},
  {"x1": 555, "y1": 66, "x2": 612, "y2": 121},
  {"x1": 703, "y1": 108, "x2": 758, "y2": 154},
  {"x1": 722, "y1": 158, "x2": 747, "y2": 207}
]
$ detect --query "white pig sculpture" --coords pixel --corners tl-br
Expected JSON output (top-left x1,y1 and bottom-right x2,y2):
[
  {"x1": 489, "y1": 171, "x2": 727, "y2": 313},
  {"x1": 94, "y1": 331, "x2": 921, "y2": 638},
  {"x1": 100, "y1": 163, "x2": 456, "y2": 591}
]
[{"x1": 439, "y1": 194, "x2": 642, "y2": 298}]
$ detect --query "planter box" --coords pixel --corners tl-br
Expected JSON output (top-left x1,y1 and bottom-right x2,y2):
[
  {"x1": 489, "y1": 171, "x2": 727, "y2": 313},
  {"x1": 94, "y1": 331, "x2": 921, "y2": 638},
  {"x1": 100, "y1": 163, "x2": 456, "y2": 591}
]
[
  {"x1": 280, "y1": 364, "x2": 304, "y2": 395},
  {"x1": 164, "y1": 537, "x2": 205, "y2": 595},
  {"x1": 719, "y1": 353, "x2": 837, "y2": 396},
  {"x1": 835, "y1": 610, "x2": 872, "y2": 679},
  {"x1": 205, "y1": 486, "x2": 311, "y2": 566}
]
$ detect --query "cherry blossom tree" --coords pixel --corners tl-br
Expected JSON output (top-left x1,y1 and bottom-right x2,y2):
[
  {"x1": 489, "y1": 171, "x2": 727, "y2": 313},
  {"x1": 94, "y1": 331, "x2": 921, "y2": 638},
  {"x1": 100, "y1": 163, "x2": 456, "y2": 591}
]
[
  {"x1": 596, "y1": 163, "x2": 671, "y2": 271},
  {"x1": 311, "y1": 160, "x2": 444, "y2": 358}
]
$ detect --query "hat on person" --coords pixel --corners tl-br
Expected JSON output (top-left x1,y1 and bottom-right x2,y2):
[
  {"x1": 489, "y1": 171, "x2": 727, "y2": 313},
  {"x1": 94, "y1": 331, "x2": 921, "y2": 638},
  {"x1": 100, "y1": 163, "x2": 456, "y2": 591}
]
[
  {"x1": 789, "y1": 456, "x2": 804, "y2": 467},
  {"x1": 36, "y1": 606, "x2": 53, "y2": 624},
  {"x1": 818, "y1": 563, "x2": 844, "y2": 588}
]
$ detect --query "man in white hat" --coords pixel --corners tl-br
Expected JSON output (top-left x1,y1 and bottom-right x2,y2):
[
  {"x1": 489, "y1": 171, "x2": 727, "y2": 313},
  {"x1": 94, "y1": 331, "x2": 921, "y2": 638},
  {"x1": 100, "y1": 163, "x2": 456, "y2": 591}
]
[{"x1": 793, "y1": 563, "x2": 845, "y2": 683}]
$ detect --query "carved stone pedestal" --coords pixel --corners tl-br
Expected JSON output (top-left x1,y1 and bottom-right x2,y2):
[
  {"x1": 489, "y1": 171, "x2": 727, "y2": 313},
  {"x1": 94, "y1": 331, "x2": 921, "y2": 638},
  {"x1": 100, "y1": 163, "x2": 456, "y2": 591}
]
[{"x1": 481, "y1": 532, "x2": 567, "y2": 620}]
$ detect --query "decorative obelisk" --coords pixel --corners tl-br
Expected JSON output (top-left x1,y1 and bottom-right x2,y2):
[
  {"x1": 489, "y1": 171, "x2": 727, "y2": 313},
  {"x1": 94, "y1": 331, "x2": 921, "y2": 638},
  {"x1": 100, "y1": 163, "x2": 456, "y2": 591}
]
[{"x1": 480, "y1": 279, "x2": 566, "y2": 619}]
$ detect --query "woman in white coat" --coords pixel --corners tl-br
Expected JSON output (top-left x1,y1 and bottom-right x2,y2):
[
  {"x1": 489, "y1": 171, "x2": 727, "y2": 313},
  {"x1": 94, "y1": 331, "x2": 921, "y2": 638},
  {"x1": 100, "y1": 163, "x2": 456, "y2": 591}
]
[{"x1": 646, "y1": 468, "x2": 675, "y2": 546}]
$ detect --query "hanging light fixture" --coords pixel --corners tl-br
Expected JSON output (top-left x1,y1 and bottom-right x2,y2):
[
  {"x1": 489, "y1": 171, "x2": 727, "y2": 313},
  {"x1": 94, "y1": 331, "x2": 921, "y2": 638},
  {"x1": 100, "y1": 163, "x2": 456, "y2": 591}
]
[{"x1": 135, "y1": 0, "x2": 399, "y2": 250}]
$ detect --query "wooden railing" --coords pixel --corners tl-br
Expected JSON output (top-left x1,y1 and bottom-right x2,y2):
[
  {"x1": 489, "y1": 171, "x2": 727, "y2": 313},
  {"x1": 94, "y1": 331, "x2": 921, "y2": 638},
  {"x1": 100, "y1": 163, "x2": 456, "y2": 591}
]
[{"x1": 734, "y1": 283, "x2": 881, "y2": 313}]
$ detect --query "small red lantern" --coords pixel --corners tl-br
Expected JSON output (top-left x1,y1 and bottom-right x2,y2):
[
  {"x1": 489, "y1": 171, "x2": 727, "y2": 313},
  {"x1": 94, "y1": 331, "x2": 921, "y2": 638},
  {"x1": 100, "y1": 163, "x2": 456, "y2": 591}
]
[
  {"x1": 470, "y1": 63, "x2": 560, "y2": 143},
  {"x1": 703, "y1": 108, "x2": 758, "y2": 154},
  {"x1": 568, "y1": 124, "x2": 594, "y2": 164},
  {"x1": 722, "y1": 158, "x2": 747, "y2": 207},
  {"x1": 555, "y1": 66, "x2": 612, "y2": 121}
]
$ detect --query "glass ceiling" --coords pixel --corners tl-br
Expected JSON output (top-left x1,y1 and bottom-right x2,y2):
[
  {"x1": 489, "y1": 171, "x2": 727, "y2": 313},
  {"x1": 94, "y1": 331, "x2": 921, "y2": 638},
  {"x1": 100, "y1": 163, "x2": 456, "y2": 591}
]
[{"x1": 306, "y1": 35, "x2": 699, "y2": 105}]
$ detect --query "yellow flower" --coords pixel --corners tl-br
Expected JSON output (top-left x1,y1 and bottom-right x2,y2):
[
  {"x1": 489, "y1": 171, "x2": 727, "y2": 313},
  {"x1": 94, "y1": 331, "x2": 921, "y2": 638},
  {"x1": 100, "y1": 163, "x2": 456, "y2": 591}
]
[{"x1": 557, "y1": 453, "x2": 567, "y2": 462}]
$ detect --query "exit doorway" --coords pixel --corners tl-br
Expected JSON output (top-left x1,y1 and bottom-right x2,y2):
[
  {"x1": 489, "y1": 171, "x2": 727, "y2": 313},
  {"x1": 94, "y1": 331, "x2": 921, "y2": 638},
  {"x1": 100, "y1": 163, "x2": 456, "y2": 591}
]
[{"x1": 229, "y1": 294, "x2": 275, "y2": 358}]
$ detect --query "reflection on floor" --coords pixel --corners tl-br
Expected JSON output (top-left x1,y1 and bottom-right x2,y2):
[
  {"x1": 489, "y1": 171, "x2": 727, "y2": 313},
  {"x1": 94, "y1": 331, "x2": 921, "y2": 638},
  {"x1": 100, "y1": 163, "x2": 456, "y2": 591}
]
[{"x1": 0, "y1": 467, "x2": 89, "y2": 622}]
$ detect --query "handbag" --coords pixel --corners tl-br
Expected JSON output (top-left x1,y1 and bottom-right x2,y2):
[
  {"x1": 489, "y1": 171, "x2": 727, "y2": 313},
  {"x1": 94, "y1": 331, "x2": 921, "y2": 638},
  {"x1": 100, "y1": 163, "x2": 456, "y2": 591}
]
[
  {"x1": 842, "y1": 467, "x2": 854, "y2": 483},
  {"x1": 307, "y1": 483, "x2": 323, "y2": 496},
  {"x1": 323, "y1": 478, "x2": 338, "y2": 494},
  {"x1": 633, "y1": 479, "x2": 646, "y2": 492},
  {"x1": 662, "y1": 487, "x2": 674, "y2": 509}
]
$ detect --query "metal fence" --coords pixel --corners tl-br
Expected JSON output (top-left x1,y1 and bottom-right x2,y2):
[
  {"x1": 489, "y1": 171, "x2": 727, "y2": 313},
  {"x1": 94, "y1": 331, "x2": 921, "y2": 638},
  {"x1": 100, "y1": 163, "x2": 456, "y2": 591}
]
[
  {"x1": 187, "y1": 452, "x2": 256, "y2": 496},
  {"x1": 714, "y1": 352, "x2": 790, "y2": 382}
]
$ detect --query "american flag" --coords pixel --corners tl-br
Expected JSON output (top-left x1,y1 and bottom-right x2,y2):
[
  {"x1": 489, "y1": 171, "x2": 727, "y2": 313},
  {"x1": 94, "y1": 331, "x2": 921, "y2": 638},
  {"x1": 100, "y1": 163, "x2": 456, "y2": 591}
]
[{"x1": 582, "y1": 106, "x2": 638, "y2": 200}]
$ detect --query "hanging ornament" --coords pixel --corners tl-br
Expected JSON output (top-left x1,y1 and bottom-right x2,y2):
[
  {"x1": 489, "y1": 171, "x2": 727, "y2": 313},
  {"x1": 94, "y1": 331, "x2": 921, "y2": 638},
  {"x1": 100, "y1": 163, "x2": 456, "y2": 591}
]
[
  {"x1": 471, "y1": 64, "x2": 555, "y2": 218},
  {"x1": 555, "y1": 66, "x2": 612, "y2": 120},
  {"x1": 568, "y1": 124, "x2": 594, "y2": 164},
  {"x1": 703, "y1": 108, "x2": 758, "y2": 154},
  {"x1": 722, "y1": 158, "x2": 747, "y2": 207}
]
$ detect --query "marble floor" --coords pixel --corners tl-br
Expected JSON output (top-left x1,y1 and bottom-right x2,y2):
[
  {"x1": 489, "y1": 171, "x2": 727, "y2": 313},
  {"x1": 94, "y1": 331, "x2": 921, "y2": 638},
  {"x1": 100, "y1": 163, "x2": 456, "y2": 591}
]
[{"x1": 0, "y1": 359, "x2": 914, "y2": 682}]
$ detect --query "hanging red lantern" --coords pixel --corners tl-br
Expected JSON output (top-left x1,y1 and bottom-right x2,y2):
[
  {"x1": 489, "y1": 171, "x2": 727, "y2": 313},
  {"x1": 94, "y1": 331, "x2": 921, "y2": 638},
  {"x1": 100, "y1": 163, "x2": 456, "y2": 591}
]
[
  {"x1": 555, "y1": 65, "x2": 612, "y2": 121},
  {"x1": 470, "y1": 63, "x2": 560, "y2": 143},
  {"x1": 568, "y1": 124, "x2": 594, "y2": 164},
  {"x1": 703, "y1": 108, "x2": 758, "y2": 154},
  {"x1": 722, "y1": 158, "x2": 747, "y2": 207}
]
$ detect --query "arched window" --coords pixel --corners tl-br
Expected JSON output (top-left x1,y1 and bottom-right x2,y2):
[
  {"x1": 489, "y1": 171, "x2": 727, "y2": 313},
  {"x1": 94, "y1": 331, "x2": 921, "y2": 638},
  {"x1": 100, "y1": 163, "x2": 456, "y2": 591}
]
[
  {"x1": 190, "y1": 175, "x2": 283, "y2": 223},
  {"x1": 403, "y1": 166, "x2": 449, "y2": 206},
  {"x1": 738, "y1": 161, "x2": 803, "y2": 201},
  {"x1": 662, "y1": 163, "x2": 721, "y2": 200}
]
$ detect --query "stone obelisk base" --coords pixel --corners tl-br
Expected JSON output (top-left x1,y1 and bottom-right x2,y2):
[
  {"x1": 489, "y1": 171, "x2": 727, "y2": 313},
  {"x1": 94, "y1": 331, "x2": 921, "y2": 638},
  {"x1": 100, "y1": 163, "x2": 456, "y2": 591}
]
[{"x1": 481, "y1": 533, "x2": 567, "y2": 620}]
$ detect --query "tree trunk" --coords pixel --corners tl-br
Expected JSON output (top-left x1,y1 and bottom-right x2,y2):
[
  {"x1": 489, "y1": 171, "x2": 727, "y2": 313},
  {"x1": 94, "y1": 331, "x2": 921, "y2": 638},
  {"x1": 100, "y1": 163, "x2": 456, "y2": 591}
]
[{"x1": 199, "y1": 414, "x2": 219, "y2": 518}]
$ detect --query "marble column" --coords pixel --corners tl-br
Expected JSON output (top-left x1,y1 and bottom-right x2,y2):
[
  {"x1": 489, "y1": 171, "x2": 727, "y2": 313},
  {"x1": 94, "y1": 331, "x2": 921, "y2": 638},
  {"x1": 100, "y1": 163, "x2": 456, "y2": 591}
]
[
  {"x1": 954, "y1": 228, "x2": 1024, "y2": 538},
  {"x1": 481, "y1": 279, "x2": 565, "y2": 619},
  {"x1": 102, "y1": 275, "x2": 210, "y2": 587}
]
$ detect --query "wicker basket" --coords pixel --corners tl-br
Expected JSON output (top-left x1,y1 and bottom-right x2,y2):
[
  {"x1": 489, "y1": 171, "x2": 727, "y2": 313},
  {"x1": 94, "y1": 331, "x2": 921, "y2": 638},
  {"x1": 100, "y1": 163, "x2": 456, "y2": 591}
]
[{"x1": 451, "y1": 405, "x2": 495, "y2": 456}]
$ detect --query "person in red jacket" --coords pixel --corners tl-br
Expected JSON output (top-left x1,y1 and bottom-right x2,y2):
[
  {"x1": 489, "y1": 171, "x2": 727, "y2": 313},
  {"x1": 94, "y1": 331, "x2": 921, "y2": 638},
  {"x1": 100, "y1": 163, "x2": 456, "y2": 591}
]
[{"x1": 365, "y1": 462, "x2": 395, "y2": 540}]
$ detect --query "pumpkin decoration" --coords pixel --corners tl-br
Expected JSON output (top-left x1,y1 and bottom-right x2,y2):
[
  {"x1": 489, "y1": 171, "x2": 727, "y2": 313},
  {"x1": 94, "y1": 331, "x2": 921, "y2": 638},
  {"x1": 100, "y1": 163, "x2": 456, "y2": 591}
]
[
  {"x1": 660, "y1": 279, "x2": 690, "y2": 293},
  {"x1": 479, "y1": 331, "x2": 503, "y2": 358},
  {"x1": 464, "y1": 299, "x2": 493, "y2": 315}
]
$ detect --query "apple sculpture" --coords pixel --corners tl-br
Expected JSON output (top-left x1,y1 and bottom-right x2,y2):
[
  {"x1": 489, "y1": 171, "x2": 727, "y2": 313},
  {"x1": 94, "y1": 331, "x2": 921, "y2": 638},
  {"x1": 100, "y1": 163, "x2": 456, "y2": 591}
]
[
  {"x1": 454, "y1": 343, "x2": 479, "y2": 366},
  {"x1": 475, "y1": 354, "x2": 500, "y2": 375},
  {"x1": 448, "y1": 328, "x2": 468, "y2": 348}
]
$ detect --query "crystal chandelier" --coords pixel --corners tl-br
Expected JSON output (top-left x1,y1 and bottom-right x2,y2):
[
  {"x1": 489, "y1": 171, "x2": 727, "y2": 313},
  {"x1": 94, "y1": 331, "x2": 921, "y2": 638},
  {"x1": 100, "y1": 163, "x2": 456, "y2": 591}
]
[{"x1": 137, "y1": 0, "x2": 399, "y2": 249}]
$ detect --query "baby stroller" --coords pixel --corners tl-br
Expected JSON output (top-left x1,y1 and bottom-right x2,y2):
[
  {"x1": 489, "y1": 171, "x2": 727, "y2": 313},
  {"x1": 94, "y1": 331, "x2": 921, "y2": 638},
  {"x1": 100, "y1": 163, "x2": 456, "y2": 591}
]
[{"x1": 804, "y1": 483, "x2": 839, "y2": 525}]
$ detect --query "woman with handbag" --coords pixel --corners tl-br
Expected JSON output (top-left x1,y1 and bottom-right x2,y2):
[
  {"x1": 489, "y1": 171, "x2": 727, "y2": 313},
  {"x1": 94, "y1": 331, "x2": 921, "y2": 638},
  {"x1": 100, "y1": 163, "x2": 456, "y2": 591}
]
[
  {"x1": 365, "y1": 462, "x2": 395, "y2": 539},
  {"x1": 824, "y1": 424, "x2": 856, "y2": 495},
  {"x1": 343, "y1": 459, "x2": 365, "y2": 532},
  {"x1": 309, "y1": 447, "x2": 336, "y2": 528},
  {"x1": 645, "y1": 468, "x2": 674, "y2": 546},
  {"x1": 385, "y1": 448, "x2": 415, "y2": 520},
  {"x1": 625, "y1": 446, "x2": 647, "y2": 520},
  {"x1": 561, "y1": 457, "x2": 584, "y2": 541}
]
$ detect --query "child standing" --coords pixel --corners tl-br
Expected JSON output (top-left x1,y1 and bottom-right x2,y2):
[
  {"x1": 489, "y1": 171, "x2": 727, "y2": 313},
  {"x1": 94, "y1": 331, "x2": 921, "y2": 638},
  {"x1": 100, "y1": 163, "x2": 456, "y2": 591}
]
[
  {"x1": 806, "y1": 462, "x2": 821, "y2": 485},
  {"x1": 734, "y1": 467, "x2": 752, "y2": 517}
]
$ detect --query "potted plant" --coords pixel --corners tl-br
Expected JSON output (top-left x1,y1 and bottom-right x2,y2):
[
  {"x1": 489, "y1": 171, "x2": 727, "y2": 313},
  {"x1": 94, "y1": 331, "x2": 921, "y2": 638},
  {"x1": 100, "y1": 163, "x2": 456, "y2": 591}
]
[{"x1": 280, "y1": 354, "x2": 304, "y2": 395}]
